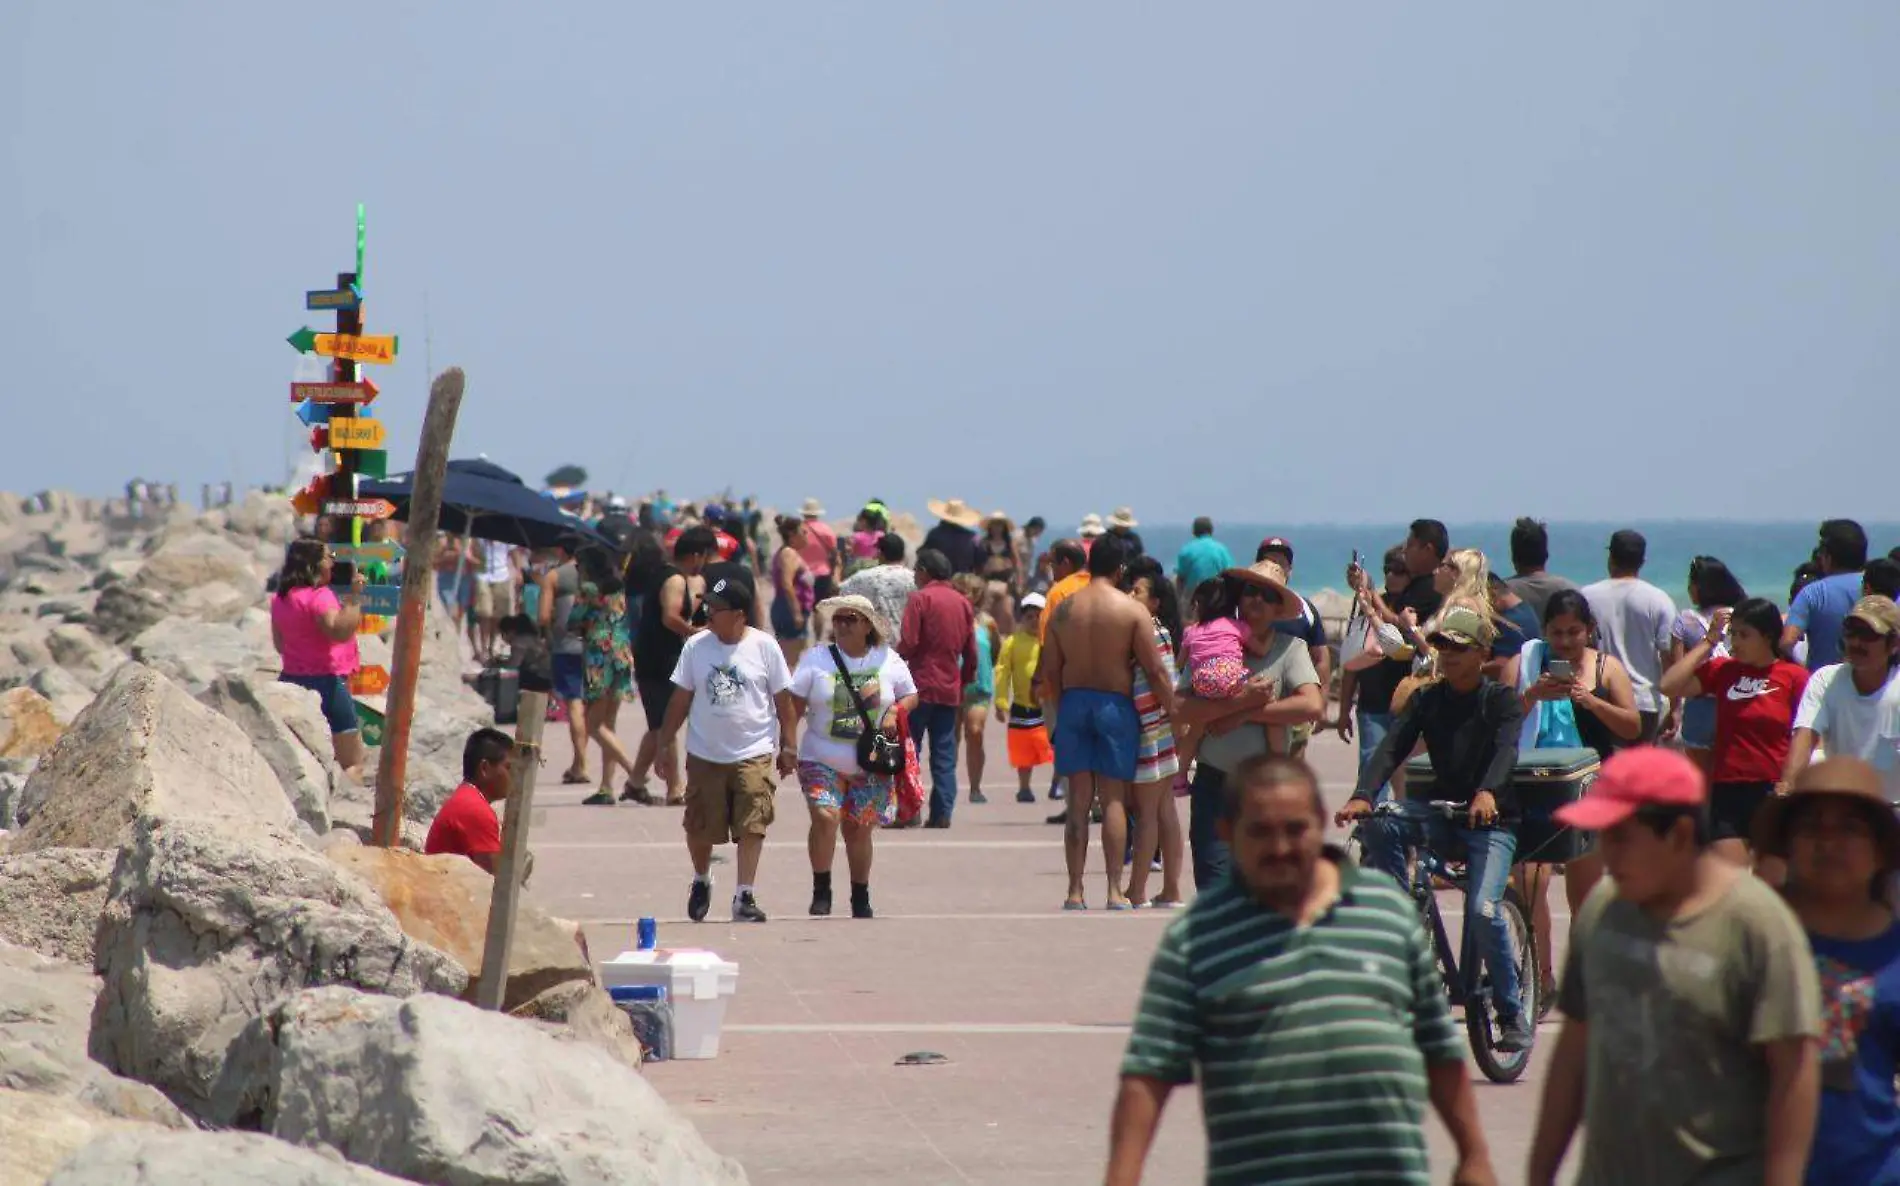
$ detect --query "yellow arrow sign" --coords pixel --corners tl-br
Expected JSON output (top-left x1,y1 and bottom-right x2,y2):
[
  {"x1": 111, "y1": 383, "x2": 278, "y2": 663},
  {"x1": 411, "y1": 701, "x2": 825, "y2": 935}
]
[
  {"x1": 329, "y1": 418, "x2": 387, "y2": 450},
  {"x1": 312, "y1": 333, "x2": 399, "y2": 365}
]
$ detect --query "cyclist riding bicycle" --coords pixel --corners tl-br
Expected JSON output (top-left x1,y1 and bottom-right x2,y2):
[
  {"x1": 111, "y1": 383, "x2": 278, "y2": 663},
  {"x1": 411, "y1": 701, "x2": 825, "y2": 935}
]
[{"x1": 1336, "y1": 605, "x2": 1534, "y2": 1052}]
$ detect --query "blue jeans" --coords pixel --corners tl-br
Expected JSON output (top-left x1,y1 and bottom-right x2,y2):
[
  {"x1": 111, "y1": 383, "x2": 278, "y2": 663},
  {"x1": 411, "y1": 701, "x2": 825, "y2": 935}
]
[
  {"x1": 1188, "y1": 763, "x2": 1232, "y2": 891},
  {"x1": 909, "y1": 702, "x2": 960, "y2": 823},
  {"x1": 1363, "y1": 800, "x2": 1525, "y2": 1022},
  {"x1": 1357, "y1": 709, "x2": 1396, "y2": 802}
]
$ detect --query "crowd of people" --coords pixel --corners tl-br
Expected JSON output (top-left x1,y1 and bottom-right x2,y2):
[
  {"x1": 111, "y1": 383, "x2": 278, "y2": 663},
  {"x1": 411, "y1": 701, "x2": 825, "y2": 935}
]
[{"x1": 271, "y1": 496, "x2": 1900, "y2": 1185}]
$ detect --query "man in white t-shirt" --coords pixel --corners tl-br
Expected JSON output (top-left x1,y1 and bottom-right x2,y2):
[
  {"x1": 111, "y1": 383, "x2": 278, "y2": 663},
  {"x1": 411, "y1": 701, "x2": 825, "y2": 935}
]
[
  {"x1": 1783, "y1": 595, "x2": 1900, "y2": 799},
  {"x1": 472, "y1": 538, "x2": 518, "y2": 660},
  {"x1": 658, "y1": 569, "x2": 797, "y2": 923},
  {"x1": 1582, "y1": 529, "x2": 1676, "y2": 741}
]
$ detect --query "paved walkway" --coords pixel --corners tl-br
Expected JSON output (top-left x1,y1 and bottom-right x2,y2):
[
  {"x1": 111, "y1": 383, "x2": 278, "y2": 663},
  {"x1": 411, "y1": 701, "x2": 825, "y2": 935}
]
[{"x1": 514, "y1": 697, "x2": 1577, "y2": 1185}]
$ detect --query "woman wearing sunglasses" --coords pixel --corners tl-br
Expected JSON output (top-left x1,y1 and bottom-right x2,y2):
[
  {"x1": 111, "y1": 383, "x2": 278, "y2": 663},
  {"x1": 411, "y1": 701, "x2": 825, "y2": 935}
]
[{"x1": 786, "y1": 594, "x2": 918, "y2": 919}]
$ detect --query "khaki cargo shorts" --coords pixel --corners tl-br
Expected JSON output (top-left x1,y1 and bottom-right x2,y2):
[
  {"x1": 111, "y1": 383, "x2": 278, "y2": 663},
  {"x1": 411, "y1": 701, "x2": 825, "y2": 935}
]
[
  {"x1": 683, "y1": 753, "x2": 777, "y2": 846},
  {"x1": 473, "y1": 578, "x2": 514, "y2": 619}
]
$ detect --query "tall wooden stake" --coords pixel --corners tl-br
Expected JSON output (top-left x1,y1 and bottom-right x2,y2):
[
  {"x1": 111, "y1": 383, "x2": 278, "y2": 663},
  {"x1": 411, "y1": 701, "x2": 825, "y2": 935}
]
[
  {"x1": 372, "y1": 367, "x2": 466, "y2": 847},
  {"x1": 477, "y1": 689, "x2": 546, "y2": 1010}
]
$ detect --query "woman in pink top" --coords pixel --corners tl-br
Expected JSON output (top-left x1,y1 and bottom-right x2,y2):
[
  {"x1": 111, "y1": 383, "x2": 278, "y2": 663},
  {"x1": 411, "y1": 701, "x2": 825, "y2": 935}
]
[{"x1": 271, "y1": 538, "x2": 367, "y2": 773}]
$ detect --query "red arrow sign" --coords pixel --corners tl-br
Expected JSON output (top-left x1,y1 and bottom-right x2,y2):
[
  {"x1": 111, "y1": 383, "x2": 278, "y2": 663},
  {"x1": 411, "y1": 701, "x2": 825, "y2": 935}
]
[
  {"x1": 290, "y1": 380, "x2": 380, "y2": 406},
  {"x1": 322, "y1": 499, "x2": 397, "y2": 520},
  {"x1": 350, "y1": 666, "x2": 390, "y2": 696}
]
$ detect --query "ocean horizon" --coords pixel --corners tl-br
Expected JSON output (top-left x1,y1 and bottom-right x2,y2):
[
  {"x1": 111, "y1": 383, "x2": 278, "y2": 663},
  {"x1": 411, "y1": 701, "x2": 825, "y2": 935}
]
[{"x1": 1111, "y1": 519, "x2": 1900, "y2": 611}]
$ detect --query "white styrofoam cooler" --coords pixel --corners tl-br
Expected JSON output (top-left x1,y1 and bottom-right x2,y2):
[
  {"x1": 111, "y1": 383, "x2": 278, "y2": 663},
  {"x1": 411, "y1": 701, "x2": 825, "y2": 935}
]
[{"x1": 600, "y1": 949, "x2": 740, "y2": 1060}]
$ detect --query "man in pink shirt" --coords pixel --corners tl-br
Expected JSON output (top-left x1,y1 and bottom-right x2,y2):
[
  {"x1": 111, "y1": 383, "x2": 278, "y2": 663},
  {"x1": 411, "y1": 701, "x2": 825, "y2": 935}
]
[{"x1": 799, "y1": 498, "x2": 841, "y2": 602}]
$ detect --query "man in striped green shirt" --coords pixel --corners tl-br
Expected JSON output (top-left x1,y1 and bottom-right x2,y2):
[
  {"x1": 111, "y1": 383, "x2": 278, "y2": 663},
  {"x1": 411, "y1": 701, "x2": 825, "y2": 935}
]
[{"x1": 1107, "y1": 755, "x2": 1496, "y2": 1186}]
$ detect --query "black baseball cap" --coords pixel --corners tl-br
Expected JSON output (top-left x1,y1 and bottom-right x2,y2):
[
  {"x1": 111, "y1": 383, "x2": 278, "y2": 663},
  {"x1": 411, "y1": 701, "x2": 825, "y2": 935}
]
[
  {"x1": 1256, "y1": 536, "x2": 1293, "y2": 563},
  {"x1": 703, "y1": 565, "x2": 755, "y2": 611}
]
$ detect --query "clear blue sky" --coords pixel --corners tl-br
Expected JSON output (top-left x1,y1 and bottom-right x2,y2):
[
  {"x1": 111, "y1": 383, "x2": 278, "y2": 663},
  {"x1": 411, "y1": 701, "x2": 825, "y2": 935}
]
[{"x1": 6, "y1": 3, "x2": 1896, "y2": 524}]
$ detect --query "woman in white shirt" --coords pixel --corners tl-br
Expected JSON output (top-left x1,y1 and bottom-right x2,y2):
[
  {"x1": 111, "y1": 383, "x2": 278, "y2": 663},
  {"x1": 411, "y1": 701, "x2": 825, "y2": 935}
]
[
  {"x1": 788, "y1": 595, "x2": 918, "y2": 920},
  {"x1": 1782, "y1": 595, "x2": 1900, "y2": 799}
]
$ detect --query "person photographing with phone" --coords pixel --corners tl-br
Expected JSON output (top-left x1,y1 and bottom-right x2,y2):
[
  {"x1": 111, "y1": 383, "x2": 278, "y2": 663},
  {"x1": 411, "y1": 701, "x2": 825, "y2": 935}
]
[
  {"x1": 1338, "y1": 605, "x2": 1535, "y2": 1053},
  {"x1": 271, "y1": 538, "x2": 369, "y2": 777}
]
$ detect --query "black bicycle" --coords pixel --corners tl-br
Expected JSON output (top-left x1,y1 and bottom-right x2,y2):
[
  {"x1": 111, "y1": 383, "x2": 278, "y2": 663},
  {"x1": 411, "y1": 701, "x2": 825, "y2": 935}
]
[{"x1": 1354, "y1": 800, "x2": 1539, "y2": 1084}]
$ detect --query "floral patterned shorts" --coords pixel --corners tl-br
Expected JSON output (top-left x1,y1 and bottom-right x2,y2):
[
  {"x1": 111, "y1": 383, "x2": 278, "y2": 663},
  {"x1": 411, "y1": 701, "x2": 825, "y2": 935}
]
[{"x1": 797, "y1": 760, "x2": 897, "y2": 828}]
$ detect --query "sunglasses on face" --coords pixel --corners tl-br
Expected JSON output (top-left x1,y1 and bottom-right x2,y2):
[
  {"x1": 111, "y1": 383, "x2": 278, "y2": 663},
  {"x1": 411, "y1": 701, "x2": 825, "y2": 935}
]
[
  {"x1": 1239, "y1": 586, "x2": 1281, "y2": 605},
  {"x1": 832, "y1": 613, "x2": 866, "y2": 626},
  {"x1": 1431, "y1": 636, "x2": 1478, "y2": 654},
  {"x1": 1383, "y1": 566, "x2": 1407, "y2": 576}
]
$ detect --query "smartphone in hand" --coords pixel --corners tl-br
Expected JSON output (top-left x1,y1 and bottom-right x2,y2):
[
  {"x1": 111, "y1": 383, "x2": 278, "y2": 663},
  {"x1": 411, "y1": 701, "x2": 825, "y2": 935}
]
[{"x1": 1548, "y1": 659, "x2": 1575, "y2": 682}]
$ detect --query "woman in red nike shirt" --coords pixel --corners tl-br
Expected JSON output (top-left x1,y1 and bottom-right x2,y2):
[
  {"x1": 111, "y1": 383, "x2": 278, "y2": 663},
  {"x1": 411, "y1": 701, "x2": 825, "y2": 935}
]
[{"x1": 1661, "y1": 597, "x2": 1809, "y2": 866}]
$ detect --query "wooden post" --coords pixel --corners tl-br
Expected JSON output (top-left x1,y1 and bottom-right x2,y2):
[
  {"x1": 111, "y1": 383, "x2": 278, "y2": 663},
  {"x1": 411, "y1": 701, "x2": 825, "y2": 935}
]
[
  {"x1": 371, "y1": 367, "x2": 466, "y2": 847},
  {"x1": 477, "y1": 689, "x2": 546, "y2": 1010}
]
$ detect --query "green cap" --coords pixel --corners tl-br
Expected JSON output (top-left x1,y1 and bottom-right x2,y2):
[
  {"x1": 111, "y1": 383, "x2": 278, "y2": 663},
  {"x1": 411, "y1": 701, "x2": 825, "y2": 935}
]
[{"x1": 1430, "y1": 606, "x2": 1495, "y2": 647}]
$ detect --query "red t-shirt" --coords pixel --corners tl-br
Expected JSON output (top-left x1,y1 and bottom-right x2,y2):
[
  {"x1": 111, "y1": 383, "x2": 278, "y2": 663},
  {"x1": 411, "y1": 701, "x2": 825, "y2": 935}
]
[
  {"x1": 664, "y1": 527, "x2": 740, "y2": 560},
  {"x1": 1697, "y1": 658, "x2": 1810, "y2": 784},
  {"x1": 424, "y1": 783, "x2": 501, "y2": 861}
]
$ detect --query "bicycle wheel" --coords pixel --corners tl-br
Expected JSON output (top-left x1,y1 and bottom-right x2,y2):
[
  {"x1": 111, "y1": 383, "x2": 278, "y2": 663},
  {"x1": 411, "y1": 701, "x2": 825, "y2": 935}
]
[{"x1": 1467, "y1": 887, "x2": 1538, "y2": 1084}]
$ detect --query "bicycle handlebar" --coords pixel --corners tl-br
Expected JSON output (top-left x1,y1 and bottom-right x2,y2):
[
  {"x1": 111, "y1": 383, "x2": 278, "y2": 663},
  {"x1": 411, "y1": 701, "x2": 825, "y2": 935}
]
[{"x1": 1371, "y1": 800, "x2": 1470, "y2": 820}]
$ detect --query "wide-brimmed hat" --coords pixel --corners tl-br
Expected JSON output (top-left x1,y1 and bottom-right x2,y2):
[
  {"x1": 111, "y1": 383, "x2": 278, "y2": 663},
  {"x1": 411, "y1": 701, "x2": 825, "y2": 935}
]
[
  {"x1": 1108, "y1": 507, "x2": 1139, "y2": 530},
  {"x1": 1221, "y1": 561, "x2": 1302, "y2": 621},
  {"x1": 1078, "y1": 513, "x2": 1107, "y2": 538},
  {"x1": 986, "y1": 510, "x2": 1012, "y2": 527},
  {"x1": 801, "y1": 497, "x2": 826, "y2": 518},
  {"x1": 927, "y1": 498, "x2": 984, "y2": 529},
  {"x1": 817, "y1": 593, "x2": 891, "y2": 640},
  {"x1": 1753, "y1": 756, "x2": 1900, "y2": 865}
]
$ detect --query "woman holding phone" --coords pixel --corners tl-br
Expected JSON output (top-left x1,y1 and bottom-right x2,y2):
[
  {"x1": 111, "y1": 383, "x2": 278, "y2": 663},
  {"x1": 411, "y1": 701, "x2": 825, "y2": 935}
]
[{"x1": 1502, "y1": 587, "x2": 1643, "y2": 1013}]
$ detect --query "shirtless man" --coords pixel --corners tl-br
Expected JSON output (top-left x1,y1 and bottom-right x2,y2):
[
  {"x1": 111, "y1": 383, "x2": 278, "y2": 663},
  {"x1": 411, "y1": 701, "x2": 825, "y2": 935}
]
[{"x1": 1042, "y1": 534, "x2": 1176, "y2": 910}]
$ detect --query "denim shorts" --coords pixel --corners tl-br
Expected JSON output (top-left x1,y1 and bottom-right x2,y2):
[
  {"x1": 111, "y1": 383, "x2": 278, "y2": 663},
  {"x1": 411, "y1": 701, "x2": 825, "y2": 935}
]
[
  {"x1": 551, "y1": 653, "x2": 586, "y2": 703},
  {"x1": 279, "y1": 673, "x2": 360, "y2": 735}
]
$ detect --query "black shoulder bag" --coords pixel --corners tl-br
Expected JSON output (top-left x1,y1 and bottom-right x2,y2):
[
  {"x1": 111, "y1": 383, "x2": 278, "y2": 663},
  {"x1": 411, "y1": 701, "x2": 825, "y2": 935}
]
[{"x1": 829, "y1": 645, "x2": 904, "y2": 774}]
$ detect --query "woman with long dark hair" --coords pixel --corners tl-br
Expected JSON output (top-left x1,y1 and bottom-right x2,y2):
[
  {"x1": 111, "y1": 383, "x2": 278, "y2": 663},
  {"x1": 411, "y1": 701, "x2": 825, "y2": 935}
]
[
  {"x1": 1666, "y1": 555, "x2": 1746, "y2": 772},
  {"x1": 770, "y1": 516, "x2": 815, "y2": 667},
  {"x1": 271, "y1": 538, "x2": 367, "y2": 775},
  {"x1": 1660, "y1": 596, "x2": 1810, "y2": 865},
  {"x1": 573, "y1": 546, "x2": 641, "y2": 806},
  {"x1": 1120, "y1": 556, "x2": 1186, "y2": 909}
]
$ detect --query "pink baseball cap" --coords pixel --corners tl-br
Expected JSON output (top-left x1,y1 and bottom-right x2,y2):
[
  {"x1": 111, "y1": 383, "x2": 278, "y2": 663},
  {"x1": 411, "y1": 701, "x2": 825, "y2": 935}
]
[{"x1": 1553, "y1": 746, "x2": 1707, "y2": 831}]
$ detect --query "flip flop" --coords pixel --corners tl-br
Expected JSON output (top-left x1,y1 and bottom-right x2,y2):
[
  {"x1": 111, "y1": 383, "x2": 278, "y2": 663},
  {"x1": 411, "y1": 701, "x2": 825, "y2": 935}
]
[
  {"x1": 1148, "y1": 899, "x2": 1185, "y2": 910},
  {"x1": 1125, "y1": 899, "x2": 1152, "y2": 910},
  {"x1": 1106, "y1": 900, "x2": 1132, "y2": 912},
  {"x1": 1061, "y1": 900, "x2": 1088, "y2": 912},
  {"x1": 560, "y1": 771, "x2": 591, "y2": 786}
]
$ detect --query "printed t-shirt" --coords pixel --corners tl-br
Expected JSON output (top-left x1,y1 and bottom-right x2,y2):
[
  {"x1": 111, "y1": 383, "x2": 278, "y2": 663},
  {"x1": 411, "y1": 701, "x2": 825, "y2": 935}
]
[
  {"x1": 1790, "y1": 572, "x2": 1866, "y2": 670},
  {"x1": 1173, "y1": 535, "x2": 1234, "y2": 598},
  {"x1": 1794, "y1": 663, "x2": 1900, "y2": 799},
  {"x1": 1560, "y1": 874, "x2": 1822, "y2": 1186},
  {"x1": 837, "y1": 565, "x2": 916, "y2": 646},
  {"x1": 670, "y1": 627, "x2": 793, "y2": 764},
  {"x1": 424, "y1": 783, "x2": 501, "y2": 861},
  {"x1": 1696, "y1": 657, "x2": 1809, "y2": 783},
  {"x1": 790, "y1": 645, "x2": 916, "y2": 776},
  {"x1": 271, "y1": 586, "x2": 358, "y2": 676},
  {"x1": 1807, "y1": 922, "x2": 1900, "y2": 1186}
]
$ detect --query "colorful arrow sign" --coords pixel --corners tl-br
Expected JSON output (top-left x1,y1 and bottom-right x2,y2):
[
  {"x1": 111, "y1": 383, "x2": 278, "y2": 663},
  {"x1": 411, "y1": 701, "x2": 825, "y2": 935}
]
[
  {"x1": 350, "y1": 665, "x2": 390, "y2": 696},
  {"x1": 331, "y1": 541, "x2": 405, "y2": 565},
  {"x1": 290, "y1": 380, "x2": 379, "y2": 405},
  {"x1": 337, "y1": 583, "x2": 402, "y2": 616},
  {"x1": 358, "y1": 614, "x2": 389, "y2": 636},
  {"x1": 353, "y1": 449, "x2": 389, "y2": 479},
  {"x1": 305, "y1": 286, "x2": 361, "y2": 311},
  {"x1": 329, "y1": 417, "x2": 386, "y2": 450},
  {"x1": 296, "y1": 400, "x2": 332, "y2": 426},
  {"x1": 322, "y1": 499, "x2": 396, "y2": 520},
  {"x1": 286, "y1": 328, "x2": 399, "y2": 365}
]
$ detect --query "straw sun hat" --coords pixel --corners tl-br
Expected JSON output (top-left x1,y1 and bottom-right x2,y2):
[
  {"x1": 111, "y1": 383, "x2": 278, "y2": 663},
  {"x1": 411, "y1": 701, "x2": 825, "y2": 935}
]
[{"x1": 926, "y1": 498, "x2": 984, "y2": 529}]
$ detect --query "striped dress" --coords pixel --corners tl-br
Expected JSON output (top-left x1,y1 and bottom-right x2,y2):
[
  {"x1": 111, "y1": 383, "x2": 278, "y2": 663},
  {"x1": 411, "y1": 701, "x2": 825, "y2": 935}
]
[
  {"x1": 1130, "y1": 620, "x2": 1179, "y2": 783},
  {"x1": 1121, "y1": 862, "x2": 1462, "y2": 1185}
]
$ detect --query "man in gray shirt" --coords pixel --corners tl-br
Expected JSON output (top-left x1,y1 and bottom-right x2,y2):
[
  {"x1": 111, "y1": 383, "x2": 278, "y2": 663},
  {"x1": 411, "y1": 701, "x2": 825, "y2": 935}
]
[
  {"x1": 1171, "y1": 560, "x2": 1324, "y2": 889},
  {"x1": 1582, "y1": 529, "x2": 1676, "y2": 741},
  {"x1": 1507, "y1": 516, "x2": 1578, "y2": 623}
]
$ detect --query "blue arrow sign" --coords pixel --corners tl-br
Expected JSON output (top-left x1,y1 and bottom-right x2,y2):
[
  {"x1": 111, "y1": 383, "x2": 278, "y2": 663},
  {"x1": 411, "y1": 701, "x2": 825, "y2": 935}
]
[
  {"x1": 329, "y1": 541, "x2": 406, "y2": 565},
  {"x1": 335, "y1": 583, "x2": 402, "y2": 616},
  {"x1": 296, "y1": 399, "x2": 332, "y2": 426},
  {"x1": 306, "y1": 286, "x2": 362, "y2": 311}
]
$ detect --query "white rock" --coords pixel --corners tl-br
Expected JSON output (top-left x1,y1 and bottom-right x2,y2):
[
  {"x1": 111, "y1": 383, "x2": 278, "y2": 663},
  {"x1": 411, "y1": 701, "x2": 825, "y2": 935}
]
[
  {"x1": 213, "y1": 988, "x2": 748, "y2": 1186},
  {"x1": 45, "y1": 626, "x2": 118, "y2": 691},
  {"x1": 199, "y1": 676, "x2": 332, "y2": 833},
  {"x1": 128, "y1": 618, "x2": 273, "y2": 696},
  {"x1": 46, "y1": 1129, "x2": 412, "y2": 1185},
  {"x1": 0, "y1": 849, "x2": 114, "y2": 966},
  {"x1": 133, "y1": 530, "x2": 259, "y2": 599},
  {"x1": 29, "y1": 665, "x2": 97, "y2": 722},
  {"x1": 13, "y1": 662, "x2": 295, "y2": 852},
  {"x1": 0, "y1": 1088, "x2": 165, "y2": 1186},
  {"x1": 90, "y1": 815, "x2": 468, "y2": 1118}
]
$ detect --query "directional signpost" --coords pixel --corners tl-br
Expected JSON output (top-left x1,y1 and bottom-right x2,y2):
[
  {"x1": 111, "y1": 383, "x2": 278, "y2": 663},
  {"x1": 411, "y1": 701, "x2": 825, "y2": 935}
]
[
  {"x1": 290, "y1": 380, "x2": 379, "y2": 405},
  {"x1": 338, "y1": 582, "x2": 402, "y2": 616},
  {"x1": 322, "y1": 498, "x2": 397, "y2": 520},
  {"x1": 306, "y1": 286, "x2": 361, "y2": 312},
  {"x1": 329, "y1": 417, "x2": 386, "y2": 451},
  {"x1": 330, "y1": 541, "x2": 406, "y2": 565},
  {"x1": 287, "y1": 328, "x2": 400, "y2": 365},
  {"x1": 350, "y1": 665, "x2": 391, "y2": 696}
]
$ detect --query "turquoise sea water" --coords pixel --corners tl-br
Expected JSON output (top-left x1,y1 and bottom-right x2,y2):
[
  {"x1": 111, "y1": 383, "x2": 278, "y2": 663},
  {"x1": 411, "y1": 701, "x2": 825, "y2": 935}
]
[{"x1": 1122, "y1": 521, "x2": 1900, "y2": 610}]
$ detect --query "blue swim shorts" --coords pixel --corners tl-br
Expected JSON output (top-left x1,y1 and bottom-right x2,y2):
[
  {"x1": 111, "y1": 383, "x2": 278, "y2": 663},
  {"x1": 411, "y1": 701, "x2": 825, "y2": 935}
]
[
  {"x1": 1051, "y1": 688, "x2": 1139, "y2": 782},
  {"x1": 551, "y1": 653, "x2": 586, "y2": 703},
  {"x1": 279, "y1": 673, "x2": 360, "y2": 736}
]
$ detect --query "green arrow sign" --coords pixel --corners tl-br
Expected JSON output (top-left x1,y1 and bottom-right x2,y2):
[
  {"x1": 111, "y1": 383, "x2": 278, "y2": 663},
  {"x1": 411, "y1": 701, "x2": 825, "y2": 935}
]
[
  {"x1": 287, "y1": 327, "x2": 318, "y2": 353},
  {"x1": 355, "y1": 449, "x2": 389, "y2": 479}
]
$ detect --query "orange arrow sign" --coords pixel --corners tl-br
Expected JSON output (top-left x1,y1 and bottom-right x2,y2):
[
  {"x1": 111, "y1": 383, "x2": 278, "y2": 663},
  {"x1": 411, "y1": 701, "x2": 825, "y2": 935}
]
[
  {"x1": 322, "y1": 499, "x2": 397, "y2": 520},
  {"x1": 329, "y1": 418, "x2": 386, "y2": 450},
  {"x1": 357, "y1": 614, "x2": 389, "y2": 636},
  {"x1": 350, "y1": 666, "x2": 391, "y2": 695}
]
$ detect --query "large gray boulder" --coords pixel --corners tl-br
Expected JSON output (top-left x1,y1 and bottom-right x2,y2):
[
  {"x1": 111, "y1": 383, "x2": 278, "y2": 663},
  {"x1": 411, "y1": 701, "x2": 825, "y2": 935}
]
[
  {"x1": 133, "y1": 530, "x2": 259, "y2": 600},
  {"x1": 12, "y1": 662, "x2": 294, "y2": 853},
  {"x1": 31, "y1": 663, "x2": 99, "y2": 720},
  {"x1": 128, "y1": 617, "x2": 273, "y2": 696},
  {"x1": 0, "y1": 849, "x2": 114, "y2": 965},
  {"x1": 214, "y1": 988, "x2": 747, "y2": 1186},
  {"x1": 90, "y1": 816, "x2": 467, "y2": 1119},
  {"x1": 0, "y1": 1089, "x2": 166, "y2": 1186},
  {"x1": 200, "y1": 676, "x2": 332, "y2": 833},
  {"x1": 46, "y1": 1130, "x2": 411, "y2": 1186},
  {"x1": 90, "y1": 584, "x2": 167, "y2": 646},
  {"x1": 0, "y1": 941, "x2": 191, "y2": 1128},
  {"x1": 224, "y1": 493, "x2": 295, "y2": 545}
]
